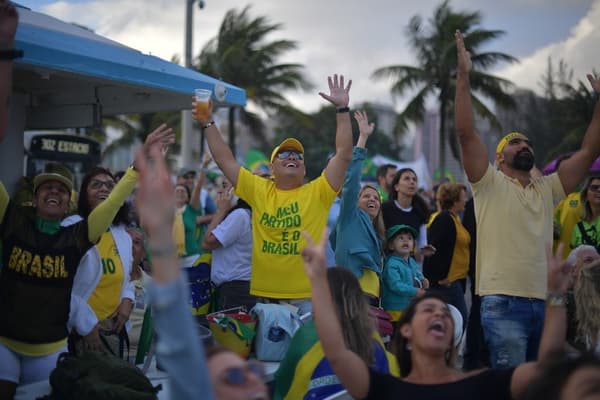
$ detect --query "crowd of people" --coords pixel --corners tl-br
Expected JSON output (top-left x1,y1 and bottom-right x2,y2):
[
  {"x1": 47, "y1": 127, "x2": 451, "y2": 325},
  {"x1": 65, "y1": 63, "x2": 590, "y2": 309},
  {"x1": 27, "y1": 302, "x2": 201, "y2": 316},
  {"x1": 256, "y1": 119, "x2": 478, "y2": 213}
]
[{"x1": 2, "y1": 1, "x2": 600, "y2": 399}]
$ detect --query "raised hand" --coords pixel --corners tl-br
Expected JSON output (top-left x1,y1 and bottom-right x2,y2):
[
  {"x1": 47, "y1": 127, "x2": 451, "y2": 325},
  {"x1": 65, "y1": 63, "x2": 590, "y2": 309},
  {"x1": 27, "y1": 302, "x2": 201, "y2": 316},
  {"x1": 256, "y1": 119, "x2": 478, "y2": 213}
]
[
  {"x1": 191, "y1": 98, "x2": 214, "y2": 125},
  {"x1": 215, "y1": 188, "x2": 234, "y2": 212},
  {"x1": 143, "y1": 123, "x2": 175, "y2": 156},
  {"x1": 301, "y1": 228, "x2": 329, "y2": 281},
  {"x1": 354, "y1": 110, "x2": 375, "y2": 137},
  {"x1": 319, "y1": 74, "x2": 352, "y2": 108},
  {"x1": 134, "y1": 144, "x2": 175, "y2": 235},
  {"x1": 455, "y1": 30, "x2": 472, "y2": 76},
  {"x1": 545, "y1": 243, "x2": 571, "y2": 295},
  {"x1": 588, "y1": 73, "x2": 600, "y2": 94},
  {"x1": 0, "y1": 0, "x2": 18, "y2": 47}
]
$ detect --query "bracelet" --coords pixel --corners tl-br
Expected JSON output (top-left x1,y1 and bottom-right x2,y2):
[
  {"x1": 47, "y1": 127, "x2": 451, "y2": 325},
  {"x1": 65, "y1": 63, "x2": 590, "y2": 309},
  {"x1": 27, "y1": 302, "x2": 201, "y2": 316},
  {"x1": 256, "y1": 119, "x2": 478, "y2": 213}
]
[
  {"x1": 547, "y1": 293, "x2": 567, "y2": 307},
  {"x1": 129, "y1": 163, "x2": 138, "y2": 172},
  {"x1": 336, "y1": 107, "x2": 350, "y2": 114},
  {"x1": 0, "y1": 49, "x2": 24, "y2": 61},
  {"x1": 203, "y1": 120, "x2": 216, "y2": 129}
]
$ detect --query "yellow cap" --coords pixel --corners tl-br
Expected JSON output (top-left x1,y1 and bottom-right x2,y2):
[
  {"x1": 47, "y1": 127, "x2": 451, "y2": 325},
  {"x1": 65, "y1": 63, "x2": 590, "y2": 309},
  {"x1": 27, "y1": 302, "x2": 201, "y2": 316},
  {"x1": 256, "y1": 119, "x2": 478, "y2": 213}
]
[
  {"x1": 496, "y1": 132, "x2": 527, "y2": 154},
  {"x1": 270, "y1": 138, "x2": 304, "y2": 163}
]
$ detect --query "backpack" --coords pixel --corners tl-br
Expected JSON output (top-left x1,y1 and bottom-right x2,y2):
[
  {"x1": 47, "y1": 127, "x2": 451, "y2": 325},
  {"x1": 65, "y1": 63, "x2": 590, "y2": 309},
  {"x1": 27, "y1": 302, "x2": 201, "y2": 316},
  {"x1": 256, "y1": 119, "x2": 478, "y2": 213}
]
[{"x1": 38, "y1": 352, "x2": 161, "y2": 400}]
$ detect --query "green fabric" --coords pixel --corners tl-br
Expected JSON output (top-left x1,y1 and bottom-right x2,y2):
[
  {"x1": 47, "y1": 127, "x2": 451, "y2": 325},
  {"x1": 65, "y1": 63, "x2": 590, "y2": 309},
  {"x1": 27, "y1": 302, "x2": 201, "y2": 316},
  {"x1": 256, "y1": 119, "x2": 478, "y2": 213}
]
[
  {"x1": 273, "y1": 320, "x2": 319, "y2": 400},
  {"x1": 183, "y1": 204, "x2": 202, "y2": 255},
  {"x1": 571, "y1": 217, "x2": 600, "y2": 248},
  {"x1": 35, "y1": 217, "x2": 61, "y2": 235}
]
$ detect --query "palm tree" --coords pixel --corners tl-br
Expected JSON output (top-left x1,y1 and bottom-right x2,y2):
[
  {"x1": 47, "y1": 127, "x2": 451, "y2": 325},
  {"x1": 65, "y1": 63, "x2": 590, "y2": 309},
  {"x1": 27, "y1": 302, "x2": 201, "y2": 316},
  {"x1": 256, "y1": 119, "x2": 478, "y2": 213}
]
[
  {"x1": 372, "y1": 0, "x2": 517, "y2": 174},
  {"x1": 196, "y1": 5, "x2": 312, "y2": 156}
]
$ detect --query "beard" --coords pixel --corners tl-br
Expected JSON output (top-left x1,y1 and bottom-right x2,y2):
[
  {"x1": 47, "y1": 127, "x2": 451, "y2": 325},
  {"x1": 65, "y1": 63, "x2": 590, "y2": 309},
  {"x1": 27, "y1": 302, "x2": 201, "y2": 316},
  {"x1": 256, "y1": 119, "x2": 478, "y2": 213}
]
[{"x1": 511, "y1": 150, "x2": 535, "y2": 171}]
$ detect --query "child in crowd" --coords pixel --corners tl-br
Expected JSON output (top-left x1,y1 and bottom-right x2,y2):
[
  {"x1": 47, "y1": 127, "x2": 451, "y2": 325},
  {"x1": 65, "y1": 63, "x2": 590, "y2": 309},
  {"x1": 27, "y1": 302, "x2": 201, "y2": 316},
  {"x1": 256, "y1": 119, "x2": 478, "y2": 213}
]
[{"x1": 381, "y1": 224, "x2": 428, "y2": 328}]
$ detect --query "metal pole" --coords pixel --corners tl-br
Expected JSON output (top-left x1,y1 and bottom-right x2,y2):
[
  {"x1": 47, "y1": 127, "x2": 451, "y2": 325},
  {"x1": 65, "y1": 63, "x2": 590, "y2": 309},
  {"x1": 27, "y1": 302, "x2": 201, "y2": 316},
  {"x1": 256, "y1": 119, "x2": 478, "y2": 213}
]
[{"x1": 180, "y1": 0, "x2": 195, "y2": 169}]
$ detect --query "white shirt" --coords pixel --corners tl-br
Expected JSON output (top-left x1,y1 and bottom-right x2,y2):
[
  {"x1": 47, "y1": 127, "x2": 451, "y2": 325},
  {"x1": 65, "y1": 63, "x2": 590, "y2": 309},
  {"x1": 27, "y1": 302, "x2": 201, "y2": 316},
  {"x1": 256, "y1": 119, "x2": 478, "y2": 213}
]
[{"x1": 211, "y1": 208, "x2": 252, "y2": 286}]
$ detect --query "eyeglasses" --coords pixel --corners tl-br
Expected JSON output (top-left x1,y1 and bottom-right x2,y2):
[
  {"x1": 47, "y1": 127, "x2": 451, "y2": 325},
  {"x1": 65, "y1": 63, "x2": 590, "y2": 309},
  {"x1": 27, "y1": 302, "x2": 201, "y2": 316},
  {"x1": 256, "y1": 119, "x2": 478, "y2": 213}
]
[
  {"x1": 89, "y1": 179, "x2": 115, "y2": 190},
  {"x1": 219, "y1": 360, "x2": 266, "y2": 386},
  {"x1": 276, "y1": 150, "x2": 304, "y2": 160},
  {"x1": 588, "y1": 184, "x2": 600, "y2": 193}
]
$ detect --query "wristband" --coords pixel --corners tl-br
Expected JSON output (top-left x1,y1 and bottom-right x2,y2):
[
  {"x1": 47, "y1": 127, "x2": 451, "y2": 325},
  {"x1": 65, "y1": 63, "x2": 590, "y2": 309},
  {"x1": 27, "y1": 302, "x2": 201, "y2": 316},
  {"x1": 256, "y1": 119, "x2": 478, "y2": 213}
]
[
  {"x1": 0, "y1": 49, "x2": 24, "y2": 61},
  {"x1": 546, "y1": 293, "x2": 567, "y2": 307},
  {"x1": 336, "y1": 107, "x2": 350, "y2": 113},
  {"x1": 203, "y1": 120, "x2": 216, "y2": 129}
]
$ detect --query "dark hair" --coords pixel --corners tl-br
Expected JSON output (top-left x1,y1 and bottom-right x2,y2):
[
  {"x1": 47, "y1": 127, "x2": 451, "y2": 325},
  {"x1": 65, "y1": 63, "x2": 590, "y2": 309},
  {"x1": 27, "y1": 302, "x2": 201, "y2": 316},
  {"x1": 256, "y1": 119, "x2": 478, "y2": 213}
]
[
  {"x1": 376, "y1": 163, "x2": 396, "y2": 179},
  {"x1": 78, "y1": 167, "x2": 130, "y2": 225},
  {"x1": 523, "y1": 351, "x2": 600, "y2": 400},
  {"x1": 224, "y1": 197, "x2": 252, "y2": 219},
  {"x1": 581, "y1": 174, "x2": 600, "y2": 222},
  {"x1": 388, "y1": 168, "x2": 431, "y2": 223},
  {"x1": 393, "y1": 292, "x2": 455, "y2": 376}
]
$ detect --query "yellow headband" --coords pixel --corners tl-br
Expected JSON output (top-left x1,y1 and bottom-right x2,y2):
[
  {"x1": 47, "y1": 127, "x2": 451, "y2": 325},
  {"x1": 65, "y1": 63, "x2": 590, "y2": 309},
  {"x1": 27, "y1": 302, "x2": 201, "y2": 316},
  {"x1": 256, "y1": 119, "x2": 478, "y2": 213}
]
[{"x1": 496, "y1": 132, "x2": 526, "y2": 154}]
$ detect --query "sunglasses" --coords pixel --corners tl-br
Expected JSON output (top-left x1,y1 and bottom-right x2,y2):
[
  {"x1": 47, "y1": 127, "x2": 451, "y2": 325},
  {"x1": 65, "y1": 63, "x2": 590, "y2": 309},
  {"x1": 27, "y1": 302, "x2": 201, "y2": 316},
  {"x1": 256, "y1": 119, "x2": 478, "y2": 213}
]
[
  {"x1": 219, "y1": 360, "x2": 266, "y2": 386},
  {"x1": 276, "y1": 150, "x2": 304, "y2": 160},
  {"x1": 89, "y1": 179, "x2": 115, "y2": 191},
  {"x1": 588, "y1": 184, "x2": 600, "y2": 193}
]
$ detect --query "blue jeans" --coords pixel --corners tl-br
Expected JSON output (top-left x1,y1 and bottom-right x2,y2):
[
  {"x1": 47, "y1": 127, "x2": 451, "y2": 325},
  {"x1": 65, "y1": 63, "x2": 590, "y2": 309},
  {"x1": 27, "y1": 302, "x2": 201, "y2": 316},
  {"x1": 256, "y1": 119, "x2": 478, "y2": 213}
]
[
  {"x1": 481, "y1": 295, "x2": 545, "y2": 368},
  {"x1": 431, "y1": 281, "x2": 468, "y2": 331}
]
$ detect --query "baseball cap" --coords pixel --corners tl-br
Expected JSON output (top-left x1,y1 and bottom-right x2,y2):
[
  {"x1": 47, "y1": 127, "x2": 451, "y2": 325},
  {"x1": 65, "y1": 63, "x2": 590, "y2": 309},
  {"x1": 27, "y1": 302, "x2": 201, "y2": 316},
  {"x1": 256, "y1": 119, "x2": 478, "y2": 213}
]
[
  {"x1": 178, "y1": 167, "x2": 196, "y2": 177},
  {"x1": 33, "y1": 163, "x2": 74, "y2": 193},
  {"x1": 386, "y1": 224, "x2": 418, "y2": 241},
  {"x1": 270, "y1": 138, "x2": 304, "y2": 163}
]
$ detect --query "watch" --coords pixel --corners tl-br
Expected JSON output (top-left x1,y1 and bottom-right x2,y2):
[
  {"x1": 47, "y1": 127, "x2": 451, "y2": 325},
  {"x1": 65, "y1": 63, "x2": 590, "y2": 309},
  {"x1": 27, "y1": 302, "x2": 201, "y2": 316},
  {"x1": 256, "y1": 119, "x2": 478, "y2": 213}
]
[
  {"x1": 547, "y1": 293, "x2": 567, "y2": 307},
  {"x1": 336, "y1": 106, "x2": 350, "y2": 113},
  {"x1": 0, "y1": 49, "x2": 24, "y2": 60}
]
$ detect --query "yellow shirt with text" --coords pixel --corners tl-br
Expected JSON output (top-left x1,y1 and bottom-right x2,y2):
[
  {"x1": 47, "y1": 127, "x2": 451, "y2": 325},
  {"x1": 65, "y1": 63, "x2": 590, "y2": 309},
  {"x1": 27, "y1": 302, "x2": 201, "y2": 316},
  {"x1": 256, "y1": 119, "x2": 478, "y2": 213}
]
[{"x1": 235, "y1": 168, "x2": 337, "y2": 298}]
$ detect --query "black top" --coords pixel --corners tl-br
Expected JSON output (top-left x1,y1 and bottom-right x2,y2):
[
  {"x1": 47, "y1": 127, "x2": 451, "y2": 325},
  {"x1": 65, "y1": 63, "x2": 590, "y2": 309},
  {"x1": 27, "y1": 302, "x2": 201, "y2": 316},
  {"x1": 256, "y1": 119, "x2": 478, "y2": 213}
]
[
  {"x1": 423, "y1": 211, "x2": 457, "y2": 285},
  {"x1": 0, "y1": 202, "x2": 93, "y2": 343},
  {"x1": 381, "y1": 201, "x2": 425, "y2": 232},
  {"x1": 364, "y1": 368, "x2": 514, "y2": 400}
]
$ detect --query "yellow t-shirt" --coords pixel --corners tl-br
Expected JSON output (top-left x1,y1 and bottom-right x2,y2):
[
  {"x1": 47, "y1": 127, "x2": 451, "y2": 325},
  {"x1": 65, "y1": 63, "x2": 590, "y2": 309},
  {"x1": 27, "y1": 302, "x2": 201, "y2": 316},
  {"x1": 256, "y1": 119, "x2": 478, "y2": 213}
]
[
  {"x1": 88, "y1": 231, "x2": 124, "y2": 320},
  {"x1": 554, "y1": 191, "x2": 583, "y2": 259},
  {"x1": 235, "y1": 168, "x2": 337, "y2": 298},
  {"x1": 446, "y1": 213, "x2": 470, "y2": 283},
  {"x1": 471, "y1": 165, "x2": 565, "y2": 300},
  {"x1": 359, "y1": 269, "x2": 381, "y2": 299}
]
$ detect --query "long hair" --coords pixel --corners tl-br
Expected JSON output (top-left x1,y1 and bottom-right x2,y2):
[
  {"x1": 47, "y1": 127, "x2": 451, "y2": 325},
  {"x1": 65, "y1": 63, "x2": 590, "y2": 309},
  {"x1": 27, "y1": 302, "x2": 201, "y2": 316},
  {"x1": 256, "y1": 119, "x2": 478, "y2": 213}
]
[
  {"x1": 327, "y1": 267, "x2": 374, "y2": 365},
  {"x1": 575, "y1": 259, "x2": 600, "y2": 349},
  {"x1": 359, "y1": 184, "x2": 385, "y2": 241},
  {"x1": 581, "y1": 175, "x2": 600, "y2": 222},
  {"x1": 393, "y1": 292, "x2": 455, "y2": 377},
  {"x1": 388, "y1": 168, "x2": 430, "y2": 223},
  {"x1": 78, "y1": 167, "x2": 130, "y2": 225}
]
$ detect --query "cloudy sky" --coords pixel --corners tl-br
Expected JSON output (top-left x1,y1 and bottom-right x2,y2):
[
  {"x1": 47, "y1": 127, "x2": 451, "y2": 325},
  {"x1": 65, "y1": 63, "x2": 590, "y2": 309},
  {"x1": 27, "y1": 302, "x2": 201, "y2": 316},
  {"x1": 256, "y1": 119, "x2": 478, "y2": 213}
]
[{"x1": 16, "y1": 0, "x2": 600, "y2": 113}]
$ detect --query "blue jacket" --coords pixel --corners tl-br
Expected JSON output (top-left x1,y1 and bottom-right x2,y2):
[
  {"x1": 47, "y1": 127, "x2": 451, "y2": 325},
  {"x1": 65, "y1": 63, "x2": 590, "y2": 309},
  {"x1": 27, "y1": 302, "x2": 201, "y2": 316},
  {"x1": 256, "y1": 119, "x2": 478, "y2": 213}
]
[
  {"x1": 382, "y1": 254, "x2": 424, "y2": 311},
  {"x1": 333, "y1": 147, "x2": 383, "y2": 278}
]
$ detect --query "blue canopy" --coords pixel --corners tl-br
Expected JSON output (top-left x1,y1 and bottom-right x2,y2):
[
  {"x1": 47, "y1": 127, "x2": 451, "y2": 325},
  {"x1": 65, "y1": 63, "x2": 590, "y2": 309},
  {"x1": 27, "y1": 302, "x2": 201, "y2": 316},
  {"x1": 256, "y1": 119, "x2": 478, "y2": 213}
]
[{"x1": 12, "y1": 4, "x2": 246, "y2": 128}]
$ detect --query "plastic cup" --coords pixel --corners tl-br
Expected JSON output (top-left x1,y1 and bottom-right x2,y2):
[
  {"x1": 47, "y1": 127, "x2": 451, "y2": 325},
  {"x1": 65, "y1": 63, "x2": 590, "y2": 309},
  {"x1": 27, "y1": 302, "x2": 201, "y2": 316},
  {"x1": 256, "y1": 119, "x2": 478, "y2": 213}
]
[{"x1": 194, "y1": 89, "x2": 212, "y2": 120}]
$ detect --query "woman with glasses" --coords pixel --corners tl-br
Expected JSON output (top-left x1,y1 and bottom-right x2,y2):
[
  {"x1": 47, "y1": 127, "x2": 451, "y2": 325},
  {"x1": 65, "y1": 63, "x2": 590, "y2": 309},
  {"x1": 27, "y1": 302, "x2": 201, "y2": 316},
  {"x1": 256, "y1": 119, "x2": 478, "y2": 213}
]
[
  {"x1": 63, "y1": 167, "x2": 137, "y2": 358},
  {"x1": 570, "y1": 175, "x2": 600, "y2": 251}
]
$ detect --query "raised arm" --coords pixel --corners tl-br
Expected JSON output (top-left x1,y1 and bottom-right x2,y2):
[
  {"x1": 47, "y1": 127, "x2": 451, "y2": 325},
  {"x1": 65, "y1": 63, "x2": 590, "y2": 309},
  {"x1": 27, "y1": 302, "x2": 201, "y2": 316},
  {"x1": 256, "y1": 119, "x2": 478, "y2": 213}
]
[
  {"x1": 190, "y1": 154, "x2": 211, "y2": 211},
  {"x1": 454, "y1": 31, "x2": 489, "y2": 183},
  {"x1": 510, "y1": 243, "x2": 571, "y2": 399},
  {"x1": 192, "y1": 99, "x2": 241, "y2": 186},
  {"x1": 303, "y1": 229, "x2": 371, "y2": 399},
  {"x1": 0, "y1": 0, "x2": 18, "y2": 142},
  {"x1": 320, "y1": 74, "x2": 354, "y2": 191},
  {"x1": 88, "y1": 124, "x2": 174, "y2": 242},
  {"x1": 201, "y1": 189, "x2": 233, "y2": 250},
  {"x1": 557, "y1": 75, "x2": 600, "y2": 194}
]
